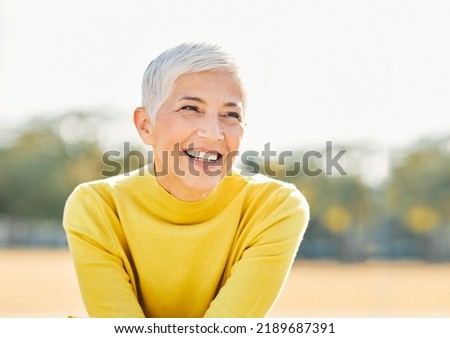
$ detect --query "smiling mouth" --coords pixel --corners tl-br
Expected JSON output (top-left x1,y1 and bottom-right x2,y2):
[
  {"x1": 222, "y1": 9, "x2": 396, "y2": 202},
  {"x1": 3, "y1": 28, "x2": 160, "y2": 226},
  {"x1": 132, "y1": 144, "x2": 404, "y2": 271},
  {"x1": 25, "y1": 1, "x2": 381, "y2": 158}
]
[{"x1": 183, "y1": 149, "x2": 223, "y2": 163}]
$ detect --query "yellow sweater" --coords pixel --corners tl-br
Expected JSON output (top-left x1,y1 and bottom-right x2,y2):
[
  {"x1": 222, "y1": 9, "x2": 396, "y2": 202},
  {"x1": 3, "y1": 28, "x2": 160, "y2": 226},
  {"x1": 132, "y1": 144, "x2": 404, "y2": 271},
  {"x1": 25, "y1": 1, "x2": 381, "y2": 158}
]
[{"x1": 63, "y1": 166, "x2": 309, "y2": 318}]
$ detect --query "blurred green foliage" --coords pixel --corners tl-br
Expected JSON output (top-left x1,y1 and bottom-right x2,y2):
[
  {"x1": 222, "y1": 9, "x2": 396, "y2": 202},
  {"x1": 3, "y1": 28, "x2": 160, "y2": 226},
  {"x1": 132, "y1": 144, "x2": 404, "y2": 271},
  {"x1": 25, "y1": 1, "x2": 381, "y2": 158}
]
[
  {"x1": 1, "y1": 111, "x2": 449, "y2": 261},
  {"x1": 251, "y1": 135, "x2": 450, "y2": 261},
  {"x1": 0, "y1": 112, "x2": 105, "y2": 220}
]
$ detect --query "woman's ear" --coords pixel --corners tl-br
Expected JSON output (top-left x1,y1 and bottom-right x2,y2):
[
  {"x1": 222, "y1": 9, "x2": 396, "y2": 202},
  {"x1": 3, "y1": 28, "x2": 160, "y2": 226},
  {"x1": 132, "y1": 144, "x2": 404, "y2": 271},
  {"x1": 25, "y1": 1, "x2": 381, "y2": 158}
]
[{"x1": 133, "y1": 107, "x2": 154, "y2": 146}]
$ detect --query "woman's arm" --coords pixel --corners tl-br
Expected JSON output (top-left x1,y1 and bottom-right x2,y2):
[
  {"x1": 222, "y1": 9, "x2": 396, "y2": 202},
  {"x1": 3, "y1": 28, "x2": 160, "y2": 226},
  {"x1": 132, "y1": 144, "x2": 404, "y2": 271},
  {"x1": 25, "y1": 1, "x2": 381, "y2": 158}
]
[
  {"x1": 63, "y1": 185, "x2": 145, "y2": 318},
  {"x1": 204, "y1": 186, "x2": 310, "y2": 317}
]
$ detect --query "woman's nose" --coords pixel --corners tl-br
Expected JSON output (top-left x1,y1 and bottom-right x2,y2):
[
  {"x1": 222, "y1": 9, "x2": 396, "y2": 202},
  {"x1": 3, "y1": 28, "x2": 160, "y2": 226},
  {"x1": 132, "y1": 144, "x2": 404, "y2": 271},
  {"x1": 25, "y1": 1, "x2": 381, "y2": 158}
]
[{"x1": 196, "y1": 115, "x2": 224, "y2": 141}]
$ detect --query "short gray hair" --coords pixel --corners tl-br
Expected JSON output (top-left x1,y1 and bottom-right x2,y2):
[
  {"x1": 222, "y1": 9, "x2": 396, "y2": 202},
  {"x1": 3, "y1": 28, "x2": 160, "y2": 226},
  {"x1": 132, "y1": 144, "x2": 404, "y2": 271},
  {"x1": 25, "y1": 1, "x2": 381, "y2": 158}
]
[{"x1": 141, "y1": 42, "x2": 245, "y2": 123}]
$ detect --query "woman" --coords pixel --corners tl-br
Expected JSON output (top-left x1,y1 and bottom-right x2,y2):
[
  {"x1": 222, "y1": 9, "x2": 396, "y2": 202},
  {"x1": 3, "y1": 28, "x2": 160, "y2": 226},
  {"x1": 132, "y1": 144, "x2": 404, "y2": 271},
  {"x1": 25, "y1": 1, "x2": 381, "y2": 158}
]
[{"x1": 63, "y1": 42, "x2": 309, "y2": 318}]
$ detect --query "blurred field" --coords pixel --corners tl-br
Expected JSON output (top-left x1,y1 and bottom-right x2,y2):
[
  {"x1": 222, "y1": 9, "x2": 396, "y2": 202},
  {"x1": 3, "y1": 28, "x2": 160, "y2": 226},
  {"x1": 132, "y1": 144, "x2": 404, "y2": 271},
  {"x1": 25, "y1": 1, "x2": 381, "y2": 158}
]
[{"x1": 1, "y1": 249, "x2": 449, "y2": 318}]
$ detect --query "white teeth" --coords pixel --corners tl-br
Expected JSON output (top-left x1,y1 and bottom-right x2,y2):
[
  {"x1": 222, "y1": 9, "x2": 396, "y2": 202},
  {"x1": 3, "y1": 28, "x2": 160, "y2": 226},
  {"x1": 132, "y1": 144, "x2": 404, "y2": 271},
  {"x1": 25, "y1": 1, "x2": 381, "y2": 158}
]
[
  {"x1": 185, "y1": 150, "x2": 219, "y2": 162},
  {"x1": 205, "y1": 153, "x2": 218, "y2": 161}
]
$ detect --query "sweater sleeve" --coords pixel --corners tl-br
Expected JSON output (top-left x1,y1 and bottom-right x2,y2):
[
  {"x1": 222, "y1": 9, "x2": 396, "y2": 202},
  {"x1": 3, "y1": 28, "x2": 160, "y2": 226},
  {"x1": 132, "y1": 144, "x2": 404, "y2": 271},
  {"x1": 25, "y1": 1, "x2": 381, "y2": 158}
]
[
  {"x1": 203, "y1": 184, "x2": 310, "y2": 318},
  {"x1": 63, "y1": 185, "x2": 145, "y2": 318}
]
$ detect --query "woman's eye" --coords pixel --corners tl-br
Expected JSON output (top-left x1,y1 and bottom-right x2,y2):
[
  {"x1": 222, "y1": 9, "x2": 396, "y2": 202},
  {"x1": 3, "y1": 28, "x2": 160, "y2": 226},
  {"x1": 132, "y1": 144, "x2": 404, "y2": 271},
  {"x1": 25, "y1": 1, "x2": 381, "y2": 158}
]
[
  {"x1": 225, "y1": 112, "x2": 242, "y2": 121},
  {"x1": 180, "y1": 105, "x2": 199, "y2": 112}
]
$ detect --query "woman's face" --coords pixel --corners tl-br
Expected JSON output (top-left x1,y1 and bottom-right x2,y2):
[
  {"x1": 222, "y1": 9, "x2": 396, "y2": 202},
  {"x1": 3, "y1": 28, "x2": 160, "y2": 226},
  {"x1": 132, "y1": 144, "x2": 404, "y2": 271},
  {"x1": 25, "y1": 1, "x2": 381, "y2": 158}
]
[{"x1": 135, "y1": 70, "x2": 245, "y2": 201}]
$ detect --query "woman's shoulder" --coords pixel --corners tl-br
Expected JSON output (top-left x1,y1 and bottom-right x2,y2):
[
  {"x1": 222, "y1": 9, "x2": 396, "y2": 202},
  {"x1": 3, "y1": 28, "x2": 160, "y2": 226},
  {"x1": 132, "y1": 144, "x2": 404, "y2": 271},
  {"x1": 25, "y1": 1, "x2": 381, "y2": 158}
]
[
  {"x1": 67, "y1": 167, "x2": 151, "y2": 202},
  {"x1": 229, "y1": 167, "x2": 308, "y2": 206},
  {"x1": 227, "y1": 168, "x2": 310, "y2": 233}
]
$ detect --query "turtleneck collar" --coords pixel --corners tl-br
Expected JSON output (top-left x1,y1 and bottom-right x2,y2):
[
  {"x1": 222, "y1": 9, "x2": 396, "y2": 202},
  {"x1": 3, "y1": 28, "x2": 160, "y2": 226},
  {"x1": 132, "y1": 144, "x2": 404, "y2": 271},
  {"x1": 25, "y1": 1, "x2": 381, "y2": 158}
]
[{"x1": 132, "y1": 164, "x2": 245, "y2": 225}]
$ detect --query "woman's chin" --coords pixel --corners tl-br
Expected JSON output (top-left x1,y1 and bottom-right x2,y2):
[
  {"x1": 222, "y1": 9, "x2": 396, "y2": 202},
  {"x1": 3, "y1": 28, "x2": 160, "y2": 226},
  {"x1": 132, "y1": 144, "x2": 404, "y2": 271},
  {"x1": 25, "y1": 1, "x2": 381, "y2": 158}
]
[
  {"x1": 156, "y1": 157, "x2": 229, "y2": 201},
  {"x1": 180, "y1": 172, "x2": 224, "y2": 200}
]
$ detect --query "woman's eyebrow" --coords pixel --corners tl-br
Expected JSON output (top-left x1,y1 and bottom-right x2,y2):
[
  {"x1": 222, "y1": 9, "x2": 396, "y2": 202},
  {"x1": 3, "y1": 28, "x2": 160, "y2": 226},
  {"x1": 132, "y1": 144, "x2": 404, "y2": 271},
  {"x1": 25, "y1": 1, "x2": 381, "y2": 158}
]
[
  {"x1": 224, "y1": 102, "x2": 240, "y2": 108},
  {"x1": 179, "y1": 96, "x2": 205, "y2": 103}
]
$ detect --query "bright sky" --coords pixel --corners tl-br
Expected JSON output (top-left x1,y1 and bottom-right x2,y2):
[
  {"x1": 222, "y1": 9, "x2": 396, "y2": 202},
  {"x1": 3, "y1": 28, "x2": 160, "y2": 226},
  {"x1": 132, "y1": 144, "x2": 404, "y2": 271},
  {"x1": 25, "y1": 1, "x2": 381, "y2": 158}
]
[{"x1": 1, "y1": 0, "x2": 449, "y2": 182}]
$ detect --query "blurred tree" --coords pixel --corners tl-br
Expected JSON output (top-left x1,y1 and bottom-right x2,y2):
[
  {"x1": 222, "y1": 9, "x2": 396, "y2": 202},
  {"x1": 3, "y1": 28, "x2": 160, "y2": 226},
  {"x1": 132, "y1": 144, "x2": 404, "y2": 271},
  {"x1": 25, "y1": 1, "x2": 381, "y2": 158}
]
[
  {"x1": 307, "y1": 175, "x2": 373, "y2": 261},
  {"x1": 0, "y1": 112, "x2": 106, "y2": 221},
  {"x1": 387, "y1": 136, "x2": 450, "y2": 261},
  {"x1": 325, "y1": 205, "x2": 352, "y2": 233},
  {"x1": 405, "y1": 205, "x2": 440, "y2": 234}
]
